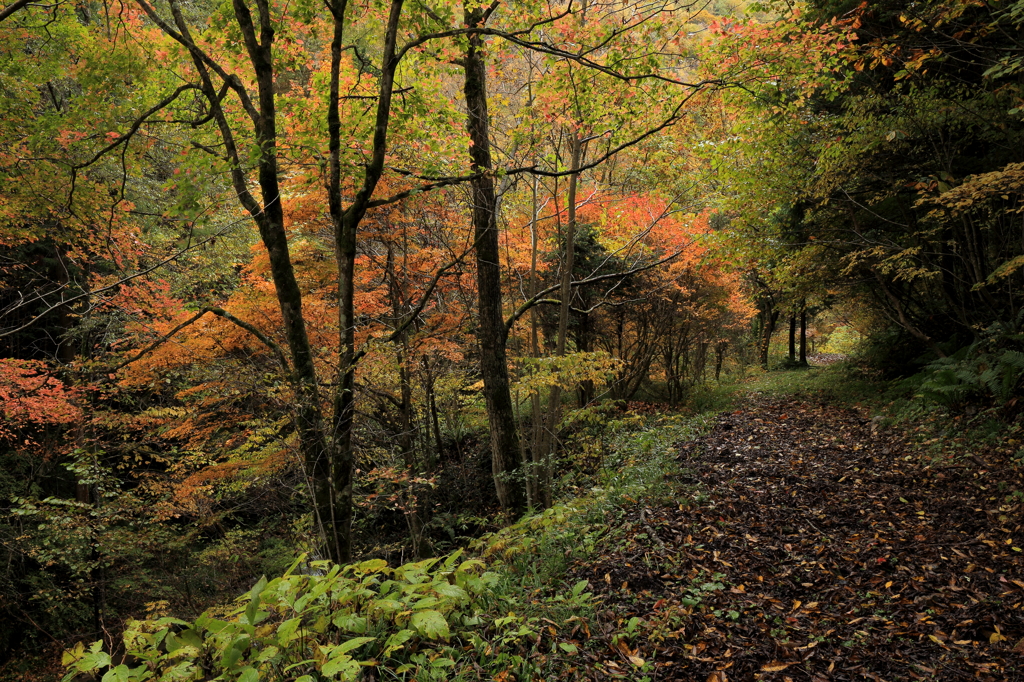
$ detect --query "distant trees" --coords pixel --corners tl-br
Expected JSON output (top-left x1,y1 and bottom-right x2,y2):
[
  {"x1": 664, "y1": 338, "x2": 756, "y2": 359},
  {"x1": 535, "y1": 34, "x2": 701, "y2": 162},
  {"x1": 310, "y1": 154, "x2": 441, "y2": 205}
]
[{"x1": 704, "y1": 0, "x2": 1024, "y2": 373}]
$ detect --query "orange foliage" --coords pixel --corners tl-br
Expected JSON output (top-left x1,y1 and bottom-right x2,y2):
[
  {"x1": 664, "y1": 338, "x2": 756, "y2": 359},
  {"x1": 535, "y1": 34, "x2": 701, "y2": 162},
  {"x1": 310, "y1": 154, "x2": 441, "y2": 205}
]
[{"x1": 0, "y1": 360, "x2": 81, "y2": 449}]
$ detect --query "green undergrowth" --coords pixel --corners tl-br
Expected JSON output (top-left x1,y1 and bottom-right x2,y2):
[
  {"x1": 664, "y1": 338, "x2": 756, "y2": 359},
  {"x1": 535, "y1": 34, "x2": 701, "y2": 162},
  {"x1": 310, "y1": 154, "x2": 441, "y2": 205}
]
[
  {"x1": 885, "y1": 372, "x2": 1024, "y2": 480},
  {"x1": 799, "y1": 361, "x2": 1023, "y2": 471},
  {"x1": 742, "y1": 362, "x2": 899, "y2": 408},
  {"x1": 63, "y1": 543, "x2": 608, "y2": 682},
  {"x1": 61, "y1": 411, "x2": 717, "y2": 682}
]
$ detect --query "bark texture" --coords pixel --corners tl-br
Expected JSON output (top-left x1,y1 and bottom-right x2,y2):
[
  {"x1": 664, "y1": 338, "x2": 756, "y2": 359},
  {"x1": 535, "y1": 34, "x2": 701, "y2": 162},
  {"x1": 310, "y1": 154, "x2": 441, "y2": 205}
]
[{"x1": 463, "y1": 9, "x2": 526, "y2": 515}]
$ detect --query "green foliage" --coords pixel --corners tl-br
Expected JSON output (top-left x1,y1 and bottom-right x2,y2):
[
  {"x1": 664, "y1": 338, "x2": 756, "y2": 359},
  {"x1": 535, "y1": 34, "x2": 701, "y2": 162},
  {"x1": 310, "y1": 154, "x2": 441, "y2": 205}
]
[
  {"x1": 513, "y1": 351, "x2": 621, "y2": 398},
  {"x1": 820, "y1": 325, "x2": 862, "y2": 355},
  {"x1": 64, "y1": 552, "x2": 505, "y2": 681},
  {"x1": 849, "y1": 326, "x2": 928, "y2": 379},
  {"x1": 917, "y1": 336, "x2": 1024, "y2": 411},
  {"x1": 703, "y1": 0, "x2": 1024, "y2": 371}
]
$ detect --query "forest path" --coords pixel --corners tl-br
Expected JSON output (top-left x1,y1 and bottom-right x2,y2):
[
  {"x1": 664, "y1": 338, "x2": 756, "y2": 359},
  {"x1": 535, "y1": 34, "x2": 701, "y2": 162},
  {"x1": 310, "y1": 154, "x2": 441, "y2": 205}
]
[{"x1": 575, "y1": 394, "x2": 1024, "y2": 681}]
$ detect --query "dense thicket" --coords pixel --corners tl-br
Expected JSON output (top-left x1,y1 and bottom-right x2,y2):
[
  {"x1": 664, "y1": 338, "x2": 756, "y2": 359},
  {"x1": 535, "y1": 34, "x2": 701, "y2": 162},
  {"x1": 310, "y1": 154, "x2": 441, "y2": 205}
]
[{"x1": 713, "y1": 0, "x2": 1024, "y2": 390}]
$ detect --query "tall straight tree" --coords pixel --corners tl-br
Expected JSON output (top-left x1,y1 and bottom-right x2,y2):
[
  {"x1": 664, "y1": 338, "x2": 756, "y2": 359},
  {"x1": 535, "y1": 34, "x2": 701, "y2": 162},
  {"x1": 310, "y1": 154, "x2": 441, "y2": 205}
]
[
  {"x1": 462, "y1": 2, "x2": 526, "y2": 514},
  {"x1": 132, "y1": 0, "x2": 369, "y2": 561},
  {"x1": 455, "y1": 0, "x2": 727, "y2": 511}
]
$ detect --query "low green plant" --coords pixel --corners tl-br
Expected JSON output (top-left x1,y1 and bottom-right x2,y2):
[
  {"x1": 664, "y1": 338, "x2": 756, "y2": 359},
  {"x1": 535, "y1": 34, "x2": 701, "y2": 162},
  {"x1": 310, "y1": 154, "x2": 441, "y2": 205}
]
[
  {"x1": 679, "y1": 573, "x2": 726, "y2": 608},
  {"x1": 61, "y1": 377, "x2": 736, "y2": 682},
  {"x1": 610, "y1": 616, "x2": 643, "y2": 647},
  {"x1": 918, "y1": 348, "x2": 1024, "y2": 410},
  {"x1": 62, "y1": 550, "x2": 573, "y2": 682}
]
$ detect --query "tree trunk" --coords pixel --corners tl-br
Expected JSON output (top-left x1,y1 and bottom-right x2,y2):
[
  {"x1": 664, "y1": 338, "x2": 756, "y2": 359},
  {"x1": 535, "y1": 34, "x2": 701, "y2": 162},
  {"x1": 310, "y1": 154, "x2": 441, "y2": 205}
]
[
  {"x1": 386, "y1": 246, "x2": 431, "y2": 558},
  {"x1": 715, "y1": 341, "x2": 727, "y2": 381},
  {"x1": 576, "y1": 308, "x2": 594, "y2": 407},
  {"x1": 799, "y1": 303, "x2": 807, "y2": 365},
  {"x1": 872, "y1": 269, "x2": 947, "y2": 358},
  {"x1": 759, "y1": 307, "x2": 780, "y2": 369},
  {"x1": 463, "y1": 9, "x2": 526, "y2": 515},
  {"x1": 422, "y1": 356, "x2": 442, "y2": 472},
  {"x1": 528, "y1": 163, "x2": 546, "y2": 508},
  {"x1": 326, "y1": 0, "x2": 406, "y2": 562},
  {"x1": 193, "y1": 0, "x2": 340, "y2": 560},
  {"x1": 696, "y1": 339, "x2": 708, "y2": 384},
  {"x1": 148, "y1": 0, "x2": 420, "y2": 564},
  {"x1": 538, "y1": 134, "x2": 582, "y2": 508},
  {"x1": 788, "y1": 313, "x2": 796, "y2": 362}
]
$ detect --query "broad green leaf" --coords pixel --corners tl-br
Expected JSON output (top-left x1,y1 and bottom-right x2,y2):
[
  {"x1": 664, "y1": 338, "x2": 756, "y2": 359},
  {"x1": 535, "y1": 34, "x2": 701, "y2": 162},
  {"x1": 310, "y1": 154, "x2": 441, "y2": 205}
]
[
  {"x1": 237, "y1": 667, "x2": 259, "y2": 682},
  {"x1": 335, "y1": 637, "x2": 375, "y2": 654},
  {"x1": 356, "y1": 558, "x2": 388, "y2": 574},
  {"x1": 410, "y1": 610, "x2": 449, "y2": 640},
  {"x1": 244, "y1": 576, "x2": 267, "y2": 625},
  {"x1": 412, "y1": 596, "x2": 439, "y2": 610},
  {"x1": 332, "y1": 614, "x2": 368, "y2": 633},
  {"x1": 283, "y1": 553, "x2": 306, "y2": 577},
  {"x1": 433, "y1": 583, "x2": 468, "y2": 601},
  {"x1": 277, "y1": 617, "x2": 302, "y2": 644},
  {"x1": 100, "y1": 664, "x2": 129, "y2": 682},
  {"x1": 369, "y1": 598, "x2": 403, "y2": 614},
  {"x1": 382, "y1": 629, "x2": 415, "y2": 656},
  {"x1": 321, "y1": 654, "x2": 359, "y2": 679},
  {"x1": 162, "y1": 629, "x2": 184, "y2": 652},
  {"x1": 178, "y1": 630, "x2": 202, "y2": 649},
  {"x1": 62, "y1": 642, "x2": 85, "y2": 667},
  {"x1": 221, "y1": 635, "x2": 250, "y2": 669},
  {"x1": 197, "y1": 618, "x2": 234, "y2": 634},
  {"x1": 80, "y1": 651, "x2": 111, "y2": 671},
  {"x1": 441, "y1": 550, "x2": 463, "y2": 570}
]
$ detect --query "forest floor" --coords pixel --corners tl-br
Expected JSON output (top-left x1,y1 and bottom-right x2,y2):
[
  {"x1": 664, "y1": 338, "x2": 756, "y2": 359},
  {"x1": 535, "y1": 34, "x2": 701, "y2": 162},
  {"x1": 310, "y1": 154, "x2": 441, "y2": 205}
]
[{"x1": 570, "y1": 391, "x2": 1024, "y2": 681}]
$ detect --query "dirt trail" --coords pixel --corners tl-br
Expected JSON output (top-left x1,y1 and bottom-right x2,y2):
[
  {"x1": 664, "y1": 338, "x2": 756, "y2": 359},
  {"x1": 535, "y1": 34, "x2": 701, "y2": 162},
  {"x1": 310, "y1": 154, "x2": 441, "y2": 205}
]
[{"x1": 577, "y1": 394, "x2": 1024, "y2": 681}]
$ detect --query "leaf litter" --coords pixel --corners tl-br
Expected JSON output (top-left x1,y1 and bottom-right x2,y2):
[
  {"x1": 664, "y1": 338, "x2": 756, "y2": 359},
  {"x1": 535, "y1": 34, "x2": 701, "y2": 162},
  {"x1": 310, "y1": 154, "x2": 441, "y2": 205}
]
[{"x1": 572, "y1": 394, "x2": 1024, "y2": 680}]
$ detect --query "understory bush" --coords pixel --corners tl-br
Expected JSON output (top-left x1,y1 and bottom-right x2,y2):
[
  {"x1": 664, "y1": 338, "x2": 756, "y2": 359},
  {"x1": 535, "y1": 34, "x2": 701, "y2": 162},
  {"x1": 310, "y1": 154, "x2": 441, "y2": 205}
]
[
  {"x1": 916, "y1": 319, "x2": 1024, "y2": 412},
  {"x1": 63, "y1": 549, "x2": 594, "y2": 682},
  {"x1": 60, "y1": 400, "x2": 723, "y2": 682}
]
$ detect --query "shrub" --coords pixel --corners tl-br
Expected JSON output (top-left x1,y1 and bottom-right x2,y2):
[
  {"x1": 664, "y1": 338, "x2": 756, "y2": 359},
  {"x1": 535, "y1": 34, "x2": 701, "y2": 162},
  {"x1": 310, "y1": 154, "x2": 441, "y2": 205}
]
[{"x1": 63, "y1": 547, "x2": 597, "y2": 682}]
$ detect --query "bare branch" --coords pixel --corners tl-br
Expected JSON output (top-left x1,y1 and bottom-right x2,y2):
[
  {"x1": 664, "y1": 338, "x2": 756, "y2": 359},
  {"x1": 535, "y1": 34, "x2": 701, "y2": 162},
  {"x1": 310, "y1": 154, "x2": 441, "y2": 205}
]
[
  {"x1": 207, "y1": 306, "x2": 291, "y2": 370},
  {"x1": 367, "y1": 97, "x2": 698, "y2": 208},
  {"x1": 0, "y1": 224, "x2": 239, "y2": 339},
  {"x1": 68, "y1": 83, "x2": 199, "y2": 184},
  {"x1": 135, "y1": 0, "x2": 260, "y2": 125},
  {"x1": 86, "y1": 85, "x2": 198, "y2": 168},
  {"x1": 353, "y1": 248, "x2": 471, "y2": 363},
  {"x1": 112, "y1": 306, "x2": 291, "y2": 374},
  {"x1": 504, "y1": 249, "x2": 683, "y2": 335},
  {"x1": 394, "y1": 6, "x2": 573, "y2": 65}
]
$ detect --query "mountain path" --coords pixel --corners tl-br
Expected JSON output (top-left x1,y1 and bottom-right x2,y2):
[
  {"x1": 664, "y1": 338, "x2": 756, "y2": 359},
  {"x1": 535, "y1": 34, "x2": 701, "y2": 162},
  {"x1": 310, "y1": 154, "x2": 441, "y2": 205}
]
[{"x1": 574, "y1": 394, "x2": 1024, "y2": 681}]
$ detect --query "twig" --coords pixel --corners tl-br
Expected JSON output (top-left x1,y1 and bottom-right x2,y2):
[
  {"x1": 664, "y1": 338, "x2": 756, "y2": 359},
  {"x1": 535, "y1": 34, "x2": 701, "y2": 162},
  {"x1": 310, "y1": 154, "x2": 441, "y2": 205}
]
[{"x1": 640, "y1": 508, "x2": 666, "y2": 550}]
